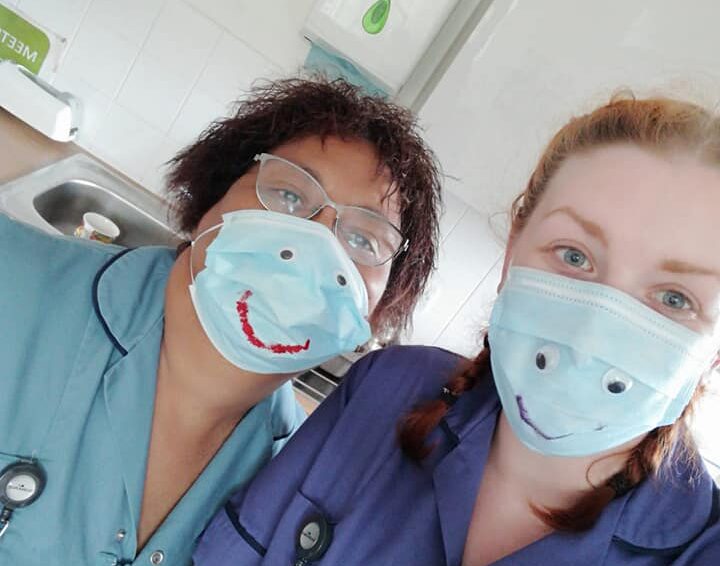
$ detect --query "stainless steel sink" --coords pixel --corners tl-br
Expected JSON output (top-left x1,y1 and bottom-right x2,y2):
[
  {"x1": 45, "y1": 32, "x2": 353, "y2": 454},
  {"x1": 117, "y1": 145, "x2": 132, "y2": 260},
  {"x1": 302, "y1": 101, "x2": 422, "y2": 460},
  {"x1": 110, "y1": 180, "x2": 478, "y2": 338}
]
[{"x1": 0, "y1": 154, "x2": 181, "y2": 247}]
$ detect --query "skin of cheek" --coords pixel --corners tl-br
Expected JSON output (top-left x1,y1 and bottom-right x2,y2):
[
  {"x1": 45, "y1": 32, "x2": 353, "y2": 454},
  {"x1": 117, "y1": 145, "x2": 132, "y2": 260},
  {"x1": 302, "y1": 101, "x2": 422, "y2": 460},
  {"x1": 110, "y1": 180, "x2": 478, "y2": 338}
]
[{"x1": 359, "y1": 261, "x2": 392, "y2": 315}]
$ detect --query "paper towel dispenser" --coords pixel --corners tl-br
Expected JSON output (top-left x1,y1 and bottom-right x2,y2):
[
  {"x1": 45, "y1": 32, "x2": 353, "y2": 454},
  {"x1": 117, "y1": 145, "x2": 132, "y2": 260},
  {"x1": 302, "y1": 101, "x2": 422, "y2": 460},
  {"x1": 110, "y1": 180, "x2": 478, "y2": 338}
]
[{"x1": 304, "y1": 0, "x2": 462, "y2": 95}]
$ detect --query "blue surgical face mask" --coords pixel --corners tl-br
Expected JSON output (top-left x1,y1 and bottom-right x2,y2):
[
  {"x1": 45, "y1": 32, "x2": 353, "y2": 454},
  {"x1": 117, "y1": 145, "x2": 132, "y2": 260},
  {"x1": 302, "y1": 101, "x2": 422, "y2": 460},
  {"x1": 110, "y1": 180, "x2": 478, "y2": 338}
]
[
  {"x1": 189, "y1": 210, "x2": 371, "y2": 374},
  {"x1": 489, "y1": 267, "x2": 717, "y2": 457}
]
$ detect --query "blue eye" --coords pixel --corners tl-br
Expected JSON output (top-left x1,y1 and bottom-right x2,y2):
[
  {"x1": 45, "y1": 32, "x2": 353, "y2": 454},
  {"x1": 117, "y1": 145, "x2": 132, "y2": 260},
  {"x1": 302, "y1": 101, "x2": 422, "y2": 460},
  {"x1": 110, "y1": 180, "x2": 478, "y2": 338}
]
[
  {"x1": 346, "y1": 232, "x2": 379, "y2": 257},
  {"x1": 660, "y1": 290, "x2": 691, "y2": 311},
  {"x1": 280, "y1": 189, "x2": 301, "y2": 204},
  {"x1": 277, "y1": 189, "x2": 303, "y2": 213},
  {"x1": 556, "y1": 247, "x2": 592, "y2": 271}
]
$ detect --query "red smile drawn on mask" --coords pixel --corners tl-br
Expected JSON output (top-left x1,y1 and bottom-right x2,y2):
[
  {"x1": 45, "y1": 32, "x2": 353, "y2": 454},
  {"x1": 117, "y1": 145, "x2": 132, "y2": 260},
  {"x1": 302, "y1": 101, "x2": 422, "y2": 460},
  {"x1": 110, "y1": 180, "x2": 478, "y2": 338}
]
[{"x1": 236, "y1": 290, "x2": 311, "y2": 354}]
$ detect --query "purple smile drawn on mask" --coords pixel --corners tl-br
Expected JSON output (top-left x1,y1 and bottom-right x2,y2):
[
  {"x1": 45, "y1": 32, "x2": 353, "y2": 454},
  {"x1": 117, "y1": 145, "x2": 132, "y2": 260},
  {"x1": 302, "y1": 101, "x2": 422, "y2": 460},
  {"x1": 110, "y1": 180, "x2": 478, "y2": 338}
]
[{"x1": 515, "y1": 396, "x2": 572, "y2": 441}]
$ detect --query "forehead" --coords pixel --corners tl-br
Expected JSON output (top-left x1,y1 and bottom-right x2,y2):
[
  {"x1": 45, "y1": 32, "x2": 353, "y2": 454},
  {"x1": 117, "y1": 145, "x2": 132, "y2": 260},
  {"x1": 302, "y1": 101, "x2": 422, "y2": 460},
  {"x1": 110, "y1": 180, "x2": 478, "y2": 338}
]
[{"x1": 529, "y1": 144, "x2": 720, "y2": 264}]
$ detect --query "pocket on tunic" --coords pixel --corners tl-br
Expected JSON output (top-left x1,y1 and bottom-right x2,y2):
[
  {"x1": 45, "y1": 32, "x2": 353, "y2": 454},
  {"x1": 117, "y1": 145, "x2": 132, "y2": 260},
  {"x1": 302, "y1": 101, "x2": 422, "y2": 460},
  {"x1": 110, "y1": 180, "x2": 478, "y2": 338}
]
[
  {"x1": 193, "y1": 501, "x2": 267, "y2": 566},
  {"x1": 0, "y1": 450, "x2": 30, "y2": 468}
]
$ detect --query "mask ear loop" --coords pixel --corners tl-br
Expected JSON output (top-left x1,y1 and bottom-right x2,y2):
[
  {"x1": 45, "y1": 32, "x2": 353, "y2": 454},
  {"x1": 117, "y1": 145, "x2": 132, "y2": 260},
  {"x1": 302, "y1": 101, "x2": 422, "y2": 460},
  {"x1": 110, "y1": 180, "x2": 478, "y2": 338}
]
[{"x1": 189, "y1": 221, "x2": 224, "y2": 284}]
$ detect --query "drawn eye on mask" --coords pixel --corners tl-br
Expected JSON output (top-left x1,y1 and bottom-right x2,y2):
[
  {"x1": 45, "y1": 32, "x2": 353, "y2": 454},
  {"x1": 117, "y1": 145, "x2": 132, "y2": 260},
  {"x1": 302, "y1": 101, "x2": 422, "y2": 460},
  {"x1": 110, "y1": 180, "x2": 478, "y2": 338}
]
[
  {"x1": 534, "y1": 344, "x2": 560, "y2": 373},
  {"x1": 602, "y1": 369, "x2": 633, "y2": 395},
  {"x1": 276, "y1": 244, "x2": 351, "y2": 290}
]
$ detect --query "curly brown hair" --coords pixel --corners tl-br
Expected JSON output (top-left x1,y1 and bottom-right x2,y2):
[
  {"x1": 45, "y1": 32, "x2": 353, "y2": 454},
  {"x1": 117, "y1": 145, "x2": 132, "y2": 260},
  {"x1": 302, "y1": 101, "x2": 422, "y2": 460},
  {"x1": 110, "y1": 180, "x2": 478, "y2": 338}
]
[{"x1": 165, "y1": 77, "x2": 442, "y2": 340}]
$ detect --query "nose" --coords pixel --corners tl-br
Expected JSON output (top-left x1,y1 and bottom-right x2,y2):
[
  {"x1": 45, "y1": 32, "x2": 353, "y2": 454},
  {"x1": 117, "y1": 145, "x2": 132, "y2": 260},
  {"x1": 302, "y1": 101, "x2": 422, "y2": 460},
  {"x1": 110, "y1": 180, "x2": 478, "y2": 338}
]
[
  {"x1": 604, "y1": 270, "x2": 644, "y2": 305},
  {"x1": 312, "y1": 206, "x2": 338, "y2": 232}
]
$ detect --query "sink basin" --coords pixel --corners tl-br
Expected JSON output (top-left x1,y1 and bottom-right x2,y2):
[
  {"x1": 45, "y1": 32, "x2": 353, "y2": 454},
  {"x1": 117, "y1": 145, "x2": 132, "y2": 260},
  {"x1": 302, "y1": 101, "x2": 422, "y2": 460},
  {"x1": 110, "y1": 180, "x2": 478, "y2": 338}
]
[
  {"x1": 0, "y1": 154, "x2": 181, "y2": 247},
  {"x1": 33, "y1": 180, "x2": 178, "y2": 248}
]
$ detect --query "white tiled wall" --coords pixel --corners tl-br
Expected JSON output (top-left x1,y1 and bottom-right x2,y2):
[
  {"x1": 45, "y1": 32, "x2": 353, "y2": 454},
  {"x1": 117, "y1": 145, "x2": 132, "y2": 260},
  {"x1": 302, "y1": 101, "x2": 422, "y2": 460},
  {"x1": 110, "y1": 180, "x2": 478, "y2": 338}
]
[
  {"x1": 403, "y1": 188, "x2": 504, "y2": 357},
  {"x1": 10, "y1": 0, "x2": 314, "y2": 194},
  {"x1": 420, "y1": 0, "x2": 720, "y2": 213}
]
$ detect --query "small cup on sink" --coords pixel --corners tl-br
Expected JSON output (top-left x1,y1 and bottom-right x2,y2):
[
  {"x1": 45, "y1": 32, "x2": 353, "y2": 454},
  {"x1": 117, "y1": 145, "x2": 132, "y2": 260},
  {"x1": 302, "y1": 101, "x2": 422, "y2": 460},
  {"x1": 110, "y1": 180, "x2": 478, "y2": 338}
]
[{"x1": 74, "y1": 212, "x2": 120, "y2": 244}]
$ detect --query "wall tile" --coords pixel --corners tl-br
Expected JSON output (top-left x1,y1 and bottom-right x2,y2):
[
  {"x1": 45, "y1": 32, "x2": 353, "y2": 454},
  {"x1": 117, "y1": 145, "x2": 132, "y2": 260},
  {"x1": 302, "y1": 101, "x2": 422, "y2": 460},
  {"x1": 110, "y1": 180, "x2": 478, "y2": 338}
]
[
  {"x1": 16, "y1": 0, "x2": 90, "y2": 39},
  {"x1": 168, "y1": 89, "x2": 228, "y2": 147},
  {"x1": 196, "y1": 31, "x2": 281, "y2": 106},
  {"x1": 141, "y1": 136, "x2": 186, "y2": 197},
  {"x1": 405, "y1": 207, "x2": 504, "y2": 346},
  {"x1": 116, "y1": 0, "x2": 221, "y2": 132},
  {"x1": 89, "y1": 103, "x2": 165, "y2": 183},
  {"x1": 143, "y1": 0, "x2": 220, "y2": 72},
  {"x1": 185, "y1": 0, "x2": 313, "y2": 71},
  {"x1": 439, "y1": 189, "x2": 468, "y2": 242},
  {"x1": 116, "y1": 51, "x2": 196, "y2": 132},
  {"x1": 433, "y1": 257, "x2": 502, "y2": 356},
  {"x1": 84, "y1": 0, "x2": 165, "y2": 46},
  {"x1": 60, "y1": 17, "x2": 139, "y2": 97}
]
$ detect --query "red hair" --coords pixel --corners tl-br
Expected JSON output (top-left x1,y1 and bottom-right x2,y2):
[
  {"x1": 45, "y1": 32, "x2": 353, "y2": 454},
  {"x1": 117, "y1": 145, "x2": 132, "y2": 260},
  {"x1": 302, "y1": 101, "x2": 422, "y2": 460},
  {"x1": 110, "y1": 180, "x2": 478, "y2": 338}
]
[{"x1": 398, "y1": 95, "x2": 719, "y2": 531}]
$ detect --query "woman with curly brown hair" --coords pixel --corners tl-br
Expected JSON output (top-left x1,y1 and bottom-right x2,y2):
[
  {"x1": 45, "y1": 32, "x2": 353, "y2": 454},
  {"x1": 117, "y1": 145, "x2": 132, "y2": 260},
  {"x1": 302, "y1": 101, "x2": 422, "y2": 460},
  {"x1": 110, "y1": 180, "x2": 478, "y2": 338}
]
[
  {"x1": 194, "y1": 95, "x2": 720, "y2": 566},
  {"x1": 0, "y1": 77, "x2": 441, "y2": 565}
]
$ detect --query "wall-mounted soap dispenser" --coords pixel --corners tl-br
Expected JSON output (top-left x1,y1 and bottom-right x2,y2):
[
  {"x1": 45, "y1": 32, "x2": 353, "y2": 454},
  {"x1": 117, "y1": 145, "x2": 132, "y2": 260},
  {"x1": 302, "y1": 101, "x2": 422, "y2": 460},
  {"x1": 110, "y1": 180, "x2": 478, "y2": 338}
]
[{"x1": 0, "y1": 60, "x2": 80, "y2": 142}]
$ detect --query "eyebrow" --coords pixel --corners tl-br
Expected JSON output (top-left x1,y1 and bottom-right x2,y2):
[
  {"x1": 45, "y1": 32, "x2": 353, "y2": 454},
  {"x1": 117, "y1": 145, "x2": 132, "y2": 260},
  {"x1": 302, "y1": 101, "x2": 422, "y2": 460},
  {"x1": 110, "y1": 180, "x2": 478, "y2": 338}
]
[
  {"x1": 545, "y1": 207, "x2": 720, "y2": 280},
  {"x1": 659, "y1": 259, "x2": 720, "y2": 280},
  {"x1": 299, "y1": 164, "x2": 323, "y2": 186},
  {"x1": 542, "y1": 206, "x2": 609, "y2": 246},
  {"x1": 297, "y1": 162, "x2": 387, "y2": 217}
]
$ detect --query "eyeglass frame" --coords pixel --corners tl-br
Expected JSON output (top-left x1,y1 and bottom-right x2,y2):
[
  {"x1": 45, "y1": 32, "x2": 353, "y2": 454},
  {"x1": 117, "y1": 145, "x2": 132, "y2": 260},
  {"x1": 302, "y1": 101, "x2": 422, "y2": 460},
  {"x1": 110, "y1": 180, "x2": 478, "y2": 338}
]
[{"x1": 253, "y1": 153, "x2": 409, "y2": 266}]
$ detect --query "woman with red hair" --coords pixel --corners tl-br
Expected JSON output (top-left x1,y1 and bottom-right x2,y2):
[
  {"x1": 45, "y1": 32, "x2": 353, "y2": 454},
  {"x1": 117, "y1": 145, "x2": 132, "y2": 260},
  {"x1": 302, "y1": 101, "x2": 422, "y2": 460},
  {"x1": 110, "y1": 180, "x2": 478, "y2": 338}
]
[{"x1": 195, "y1": 95, "x2": 720, "y2": 565}]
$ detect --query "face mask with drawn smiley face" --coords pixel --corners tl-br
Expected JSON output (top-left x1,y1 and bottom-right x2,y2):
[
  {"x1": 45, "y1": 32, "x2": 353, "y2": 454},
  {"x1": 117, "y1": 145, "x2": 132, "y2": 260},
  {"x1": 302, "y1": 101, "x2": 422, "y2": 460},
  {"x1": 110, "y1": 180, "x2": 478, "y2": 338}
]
[
  {"x1": 488, "y1": 267, "x2": 718, "y2": 457},
  {"x1": 189, "y1": 210, "x2": 371, "y2": 374}
]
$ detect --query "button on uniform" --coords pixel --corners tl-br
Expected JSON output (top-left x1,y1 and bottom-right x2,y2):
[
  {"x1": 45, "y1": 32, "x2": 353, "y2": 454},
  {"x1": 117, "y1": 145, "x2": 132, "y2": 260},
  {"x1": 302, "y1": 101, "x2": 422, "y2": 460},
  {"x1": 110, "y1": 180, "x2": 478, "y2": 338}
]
[
  {"x1": 149, "y1": 550, "x2": 165, "y2": 564},
  {"x1": 115, "y1": 529, "x2": 126, "y2": 542}
]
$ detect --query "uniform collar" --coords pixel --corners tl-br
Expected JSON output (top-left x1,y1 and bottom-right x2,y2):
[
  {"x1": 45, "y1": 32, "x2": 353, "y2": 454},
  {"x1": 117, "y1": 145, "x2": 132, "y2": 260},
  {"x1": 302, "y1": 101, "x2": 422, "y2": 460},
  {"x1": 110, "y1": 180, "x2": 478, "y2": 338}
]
[
  {"x1": 612, "y1": 449, "x2": 717, "y2": 553},
  {"x1": 432, "y1": 371, "x2": 501, "y2": 566},
  {"x1": 435, "y1": 370, "x2": 717, "y2": 562},
  {"x1": 91, "y1": 246, "x2": 175, "y2": 552},
  {"x1": 92, "y1": 246, "x2": 294, "y2": 559},
  {"x1": 93, "y1": 246, "x2": 176, "y2": 355}
]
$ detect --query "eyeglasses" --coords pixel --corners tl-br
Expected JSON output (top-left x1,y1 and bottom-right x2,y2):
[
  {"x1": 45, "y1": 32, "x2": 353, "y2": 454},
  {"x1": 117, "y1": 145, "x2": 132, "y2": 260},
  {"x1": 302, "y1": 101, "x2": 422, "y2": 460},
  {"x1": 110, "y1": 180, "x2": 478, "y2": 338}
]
[{"x1": 253, "y1": 153, "x2": 408, "y2": 266}]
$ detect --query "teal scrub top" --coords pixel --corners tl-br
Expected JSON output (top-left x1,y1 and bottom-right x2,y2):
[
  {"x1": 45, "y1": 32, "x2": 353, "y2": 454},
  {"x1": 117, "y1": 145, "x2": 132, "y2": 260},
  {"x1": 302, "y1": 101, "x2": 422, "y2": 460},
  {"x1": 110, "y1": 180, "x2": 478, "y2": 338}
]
[{"x1": 0, "y1": 213, "x2": 306, "y2": 566}]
